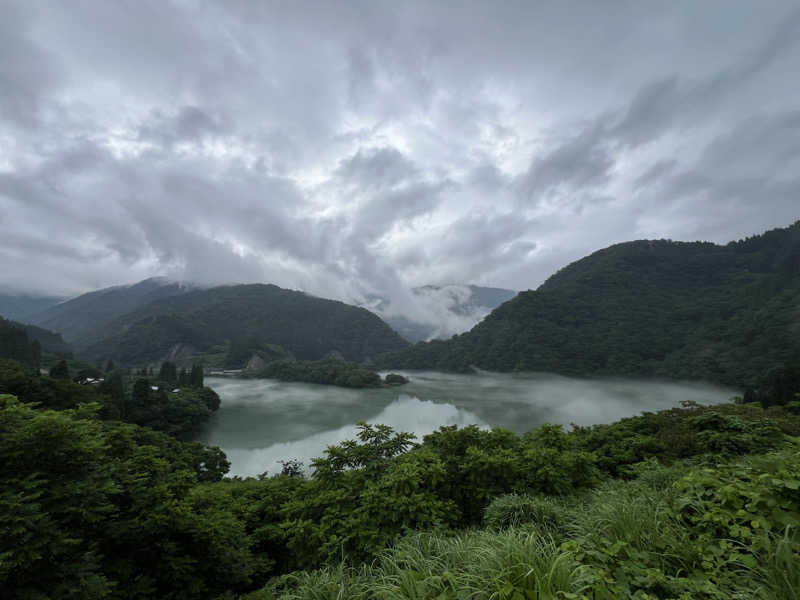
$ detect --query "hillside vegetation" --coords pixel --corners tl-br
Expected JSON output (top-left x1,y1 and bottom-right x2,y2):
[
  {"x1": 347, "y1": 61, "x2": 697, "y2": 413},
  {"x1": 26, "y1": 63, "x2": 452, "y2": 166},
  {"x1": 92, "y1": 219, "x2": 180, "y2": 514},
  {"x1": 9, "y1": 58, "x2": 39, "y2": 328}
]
[
  {"x1": 0, "y1": 317, "x2": 43, "y2": 370},
  {"x1": 84, "y1": 284, "x2": 409, "y2": 366},
  {"x1": 380, "y1": 222, "x2": 800, "y2": 387},
  {"x1": 2, "y1": 388, "x2": 799, "y2": 599}
]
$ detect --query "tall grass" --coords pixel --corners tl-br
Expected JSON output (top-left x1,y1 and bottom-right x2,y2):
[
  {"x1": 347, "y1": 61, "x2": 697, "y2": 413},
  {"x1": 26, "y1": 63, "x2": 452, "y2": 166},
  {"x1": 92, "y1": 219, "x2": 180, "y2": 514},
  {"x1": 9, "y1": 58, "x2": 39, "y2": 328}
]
[
  {"x1": 755, "y1": 528, "x2": 800, "y2": 600},
  {"x1": 250, "y1": 458, "x2": 799, "y2": 600},
  {"x1": 252, "y1": 529, "x2": 591, "y2": 600}
]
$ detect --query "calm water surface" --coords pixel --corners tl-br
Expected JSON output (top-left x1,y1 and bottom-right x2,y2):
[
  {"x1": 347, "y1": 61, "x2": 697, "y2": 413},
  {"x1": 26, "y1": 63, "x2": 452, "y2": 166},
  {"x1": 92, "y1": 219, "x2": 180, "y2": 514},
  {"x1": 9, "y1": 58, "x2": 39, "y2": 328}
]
[{"x1": 197, "y1": 371, "x2": 738, "y2": 477}]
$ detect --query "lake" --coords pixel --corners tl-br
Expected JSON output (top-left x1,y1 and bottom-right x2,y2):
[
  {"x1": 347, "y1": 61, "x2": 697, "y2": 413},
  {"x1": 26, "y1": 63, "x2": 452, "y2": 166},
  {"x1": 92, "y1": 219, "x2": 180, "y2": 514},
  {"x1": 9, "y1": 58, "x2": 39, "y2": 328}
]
[{"x1": 197, "y1": 371, "x2": 738, "y2": 478}]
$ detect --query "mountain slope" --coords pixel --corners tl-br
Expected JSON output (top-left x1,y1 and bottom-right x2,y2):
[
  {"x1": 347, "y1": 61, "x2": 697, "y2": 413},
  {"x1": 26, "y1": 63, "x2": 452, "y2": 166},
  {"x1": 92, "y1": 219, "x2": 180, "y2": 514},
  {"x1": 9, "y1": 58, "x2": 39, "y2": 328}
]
[
  {"x1": 27, "y1": 278, "x2": 196, "y2": 345},
  {"x1": 380, "y1": 222, "x2": 800, "y2": 387},
  {"x1": 84, "y1": 284, "x2": 409, "y2": 365},
  {"x1": 0, "y1": 316, "x2": 71, "y2": 367}
]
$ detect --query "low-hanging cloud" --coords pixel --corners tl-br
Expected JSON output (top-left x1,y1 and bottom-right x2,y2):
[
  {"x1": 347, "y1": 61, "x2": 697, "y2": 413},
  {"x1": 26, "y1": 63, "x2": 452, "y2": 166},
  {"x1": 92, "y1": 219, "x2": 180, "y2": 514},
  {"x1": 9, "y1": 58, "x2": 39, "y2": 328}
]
[{"x1": 0, "y1": 0, "x2": 798, "y2": 332}]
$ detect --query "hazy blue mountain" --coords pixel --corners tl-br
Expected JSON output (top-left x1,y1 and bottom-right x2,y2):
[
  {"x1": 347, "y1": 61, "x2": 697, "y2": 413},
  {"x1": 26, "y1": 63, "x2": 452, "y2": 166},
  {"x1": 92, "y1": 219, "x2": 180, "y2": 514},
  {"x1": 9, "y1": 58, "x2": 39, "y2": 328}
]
[
  {"x1": 0, "y1": 293, "x2": 64, "y2": 323},
  {"x1": 27, "y1": 277, "x2": 197, "y2": 345}
]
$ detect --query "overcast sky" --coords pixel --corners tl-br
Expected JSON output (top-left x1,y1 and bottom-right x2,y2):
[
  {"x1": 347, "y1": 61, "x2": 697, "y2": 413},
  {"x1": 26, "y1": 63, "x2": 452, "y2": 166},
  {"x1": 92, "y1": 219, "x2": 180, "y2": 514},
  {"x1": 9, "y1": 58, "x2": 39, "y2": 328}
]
[{"x1": 1, "y1": 1, "x2": 799, "y2": 304}]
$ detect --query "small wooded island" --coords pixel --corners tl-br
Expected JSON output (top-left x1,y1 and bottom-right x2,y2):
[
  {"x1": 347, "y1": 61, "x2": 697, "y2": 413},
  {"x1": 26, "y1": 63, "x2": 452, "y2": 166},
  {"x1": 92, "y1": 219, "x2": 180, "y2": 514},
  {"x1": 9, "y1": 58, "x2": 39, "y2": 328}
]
[{"x1": 247, "y1": 358, "x2": 409, "y2": 389}]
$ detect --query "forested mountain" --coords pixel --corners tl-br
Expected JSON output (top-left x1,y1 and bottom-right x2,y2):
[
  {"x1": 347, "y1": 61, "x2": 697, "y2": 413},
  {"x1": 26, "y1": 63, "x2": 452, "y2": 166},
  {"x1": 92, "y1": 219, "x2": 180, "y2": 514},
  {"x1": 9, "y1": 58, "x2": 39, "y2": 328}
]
[
  {"x1": 27, "y1": 277, "x2": 196, "y2": 345},
  {"x1": 84, "y1": 284, "x2": 409, "y2": 366},
  {"x1": 380, "y1": 222, "x2": 800, "y2": 388},
  {"x1": 0, "y1": 293, "x2": 63, "y2": 322}
]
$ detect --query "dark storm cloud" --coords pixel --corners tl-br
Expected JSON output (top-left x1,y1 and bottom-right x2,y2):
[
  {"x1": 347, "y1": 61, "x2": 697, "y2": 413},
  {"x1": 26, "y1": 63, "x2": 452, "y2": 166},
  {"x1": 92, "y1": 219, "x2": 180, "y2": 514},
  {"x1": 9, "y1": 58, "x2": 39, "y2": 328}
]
[{"x1": 0, "y1": 0, "x2": 798, "y2": 325}]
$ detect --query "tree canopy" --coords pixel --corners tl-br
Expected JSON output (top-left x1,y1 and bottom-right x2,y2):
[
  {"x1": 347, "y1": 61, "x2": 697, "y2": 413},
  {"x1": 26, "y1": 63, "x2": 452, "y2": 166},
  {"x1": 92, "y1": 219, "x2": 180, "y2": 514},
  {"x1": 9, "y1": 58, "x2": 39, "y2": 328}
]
[{"x1": 380, "y1": 222, "x2": 800, "y2": 388}]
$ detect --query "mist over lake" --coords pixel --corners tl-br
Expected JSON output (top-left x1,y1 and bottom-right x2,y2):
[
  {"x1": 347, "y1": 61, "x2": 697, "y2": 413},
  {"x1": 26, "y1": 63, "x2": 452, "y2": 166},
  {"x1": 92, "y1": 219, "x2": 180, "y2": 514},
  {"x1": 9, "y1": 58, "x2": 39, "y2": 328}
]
[{"x1": 198, "y1": 371, "x2": 738, "y2": 478}]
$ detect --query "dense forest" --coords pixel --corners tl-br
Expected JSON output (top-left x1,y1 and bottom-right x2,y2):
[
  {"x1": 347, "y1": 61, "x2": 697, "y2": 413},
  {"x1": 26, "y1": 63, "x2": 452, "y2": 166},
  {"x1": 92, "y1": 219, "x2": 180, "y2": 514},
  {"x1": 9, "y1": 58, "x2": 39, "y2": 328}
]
[
  {"x1": 379, "y1": 222, "x2": 800, "y2": 388},
  {"x1": 0, "y1": 317, "x2": 43, "y2": 370},
  {"x1": 247, "y1": 358, "x2": 409, "y2": 388},
  {"x1": 0, "y1": 357, "x2": 221, "y2": 440},
  {"x1": 2, "y1": 380, "x2": 799, "y2": 599},
  {"x1": 83, "y1": 284, "x2": 409, "y2": 366}
]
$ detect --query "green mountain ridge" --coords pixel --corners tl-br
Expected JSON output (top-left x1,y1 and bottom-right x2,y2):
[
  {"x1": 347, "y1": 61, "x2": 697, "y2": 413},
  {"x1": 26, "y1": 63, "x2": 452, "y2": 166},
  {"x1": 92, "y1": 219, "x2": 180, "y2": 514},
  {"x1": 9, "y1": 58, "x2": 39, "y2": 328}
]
[
  {"x1": 380, "y1": 222, "x2": 800, "y2": 387},
  {"x1": 27, "y1": 277, "x2": 197, "y2": 345},
  {"x1": 84, "y1": 283, "x2": 409, "y2": 366}
]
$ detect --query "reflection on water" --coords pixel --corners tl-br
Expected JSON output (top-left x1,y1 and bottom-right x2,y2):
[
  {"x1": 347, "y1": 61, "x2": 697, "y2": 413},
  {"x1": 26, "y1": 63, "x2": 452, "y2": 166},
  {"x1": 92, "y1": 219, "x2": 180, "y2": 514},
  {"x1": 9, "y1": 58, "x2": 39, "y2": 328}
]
[{"x1": 197, "y1": 371, "x2": 738, "y2": 478}]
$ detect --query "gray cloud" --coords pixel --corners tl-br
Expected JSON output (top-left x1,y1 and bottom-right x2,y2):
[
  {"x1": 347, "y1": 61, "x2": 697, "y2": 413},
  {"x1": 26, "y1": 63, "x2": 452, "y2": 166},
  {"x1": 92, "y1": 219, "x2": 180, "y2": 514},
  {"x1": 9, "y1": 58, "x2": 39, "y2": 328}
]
[{"x1": 0, "y1": 0, "x2": 798, "y2": 332}]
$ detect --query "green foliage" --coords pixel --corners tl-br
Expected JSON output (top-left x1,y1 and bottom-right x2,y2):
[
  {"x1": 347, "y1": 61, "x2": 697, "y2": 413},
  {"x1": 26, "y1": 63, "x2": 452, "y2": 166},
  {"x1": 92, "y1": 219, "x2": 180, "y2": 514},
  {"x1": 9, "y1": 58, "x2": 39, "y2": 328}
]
[
  {"x1": 0, "y1": 358, "x2": 220, "y2": 440},
  {"x1": 49, "y1": 358, "x2": 70, "y2": 379},
  {"x1": 573, "y1": 402, "x2": 797, "y2": 476},
  {"x1": 674, "y1": 444, "x2": 800, "y2": 553},
  {"x1": 0, "y1": 358, "x2": 99, "y2": 411},
  {"x1": 126, "y1": 376, "x2": 220, "y2": 439},
  {"x1": 252, "y1": 358, "x2": 383, "y2": 388},
  {"x1": 2, "y1": 365, "x2": 798, "y2": 600},
  {"x1": 281, "y1": 423, "x2": 457, "y2": 568},
  {"x1": 0, "y1": 396, "x2": 247, "y2": 600},
  {"x1": 746, "y1": 363, "x2": 800, "y2": 408},
  {"x1": 260, "y1": 453, "x2": 800, "y2": 600},
  {"x1": 380, "y1": 222, "x2": 800, "y2": 388},
  {"x1": 422, "y1": 424, "x2": 598, "y2": 525}
]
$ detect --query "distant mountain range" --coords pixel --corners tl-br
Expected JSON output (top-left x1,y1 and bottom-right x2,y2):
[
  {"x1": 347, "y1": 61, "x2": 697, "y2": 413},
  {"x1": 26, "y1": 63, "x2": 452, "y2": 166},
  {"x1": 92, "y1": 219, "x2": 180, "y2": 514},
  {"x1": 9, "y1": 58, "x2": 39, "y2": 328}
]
[
  {"x1": 25, "y1": 277, "x2": 197, "y2": 346},
  {"x1": 361, "y1": 284, "x2": 517, "y2": 342},
  {"x1": 379, "y1": 222, "x2": 800, "y2": 388},
  {"x1": 1, "y1": 277, "x2": 515, "y2": 366},
  {"x1": 81, "y1": 284, "x2": 409, "y2": 366},
  {"x1": 0, "y1": 293, "x2": 64, "y2": 323},
  {"x1": 5, "y1": 221, "x2": 798, "y2": 386}
]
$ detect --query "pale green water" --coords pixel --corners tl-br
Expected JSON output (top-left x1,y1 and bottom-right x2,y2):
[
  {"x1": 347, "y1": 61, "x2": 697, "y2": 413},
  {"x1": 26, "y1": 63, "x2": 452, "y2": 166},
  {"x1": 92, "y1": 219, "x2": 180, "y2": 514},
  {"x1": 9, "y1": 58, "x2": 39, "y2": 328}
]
[{"x1": 197, "y1": 370, "x2": 738, "y2": 477}]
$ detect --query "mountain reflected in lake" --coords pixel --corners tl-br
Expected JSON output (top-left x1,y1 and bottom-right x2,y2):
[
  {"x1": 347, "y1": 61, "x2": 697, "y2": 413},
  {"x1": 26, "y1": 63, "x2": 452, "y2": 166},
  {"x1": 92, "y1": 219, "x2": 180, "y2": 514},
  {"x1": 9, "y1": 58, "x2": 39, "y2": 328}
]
[{"x1": 198, "y1": 371, "x2": 738, "y2": 478}]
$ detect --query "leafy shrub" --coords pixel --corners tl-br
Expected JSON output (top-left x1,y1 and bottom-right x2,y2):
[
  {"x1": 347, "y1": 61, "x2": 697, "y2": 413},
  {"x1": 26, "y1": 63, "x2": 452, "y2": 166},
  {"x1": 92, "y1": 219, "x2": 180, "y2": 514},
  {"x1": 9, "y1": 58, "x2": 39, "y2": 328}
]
[
  {"x1": 690, "y1": 411, "x2": 784, "y2": 455},
  {"x1": 0, "y1": 396, "x2": 253, "y2": 600},
  {"x1": 574, "y1": 402, "x2": 798, "y2": 476},
  {"x1": 674, "y1": 444, "x2": 800, "y2": 553}
]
